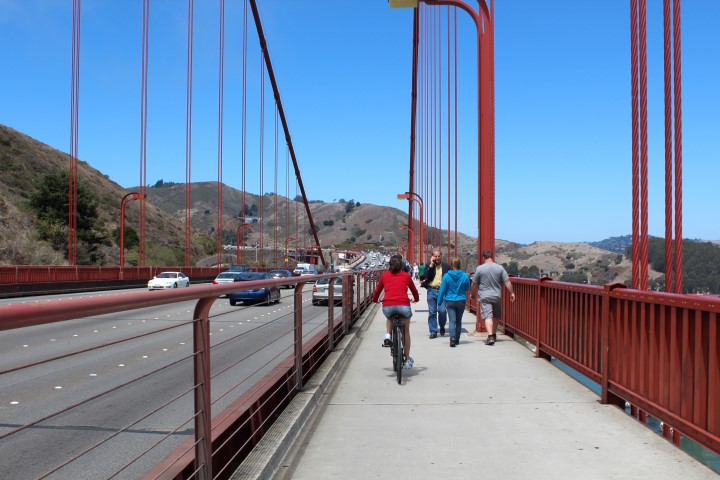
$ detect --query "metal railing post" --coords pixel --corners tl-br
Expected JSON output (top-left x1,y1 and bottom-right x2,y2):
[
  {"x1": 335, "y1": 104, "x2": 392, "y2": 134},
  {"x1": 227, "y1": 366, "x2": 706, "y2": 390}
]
[
  {"x1": 192, "y1": 297, "x2": 216, "y2": 480},
  {"x1": 536, "y1": 276, "x2": 551, "y2": 360},
  {"x1": 327, "y1": 277, "x2": 335, "y2": 351},
  {"x1": 601, "y1": 282, "x2": 626, "y2": 405},
  {"x1": 294, "y1": 283, "x2": 304, "y2": 390}
]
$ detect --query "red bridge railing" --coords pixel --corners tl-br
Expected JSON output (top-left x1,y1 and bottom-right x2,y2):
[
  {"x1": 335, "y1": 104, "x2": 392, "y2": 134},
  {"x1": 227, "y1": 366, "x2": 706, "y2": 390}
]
[{"x1": 468, "y1": 277, "x2": 720, "y2": 458}]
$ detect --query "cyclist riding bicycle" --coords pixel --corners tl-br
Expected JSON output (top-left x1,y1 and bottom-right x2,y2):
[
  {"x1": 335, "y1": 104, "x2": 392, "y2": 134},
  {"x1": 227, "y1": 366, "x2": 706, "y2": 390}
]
[{"x1": 372, "y1": 254, "x2": 419, "y2": 370}]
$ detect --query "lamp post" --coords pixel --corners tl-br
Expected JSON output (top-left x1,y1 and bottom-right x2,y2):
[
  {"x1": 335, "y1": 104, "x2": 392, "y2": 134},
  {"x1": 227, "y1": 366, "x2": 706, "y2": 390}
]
[
  {"x1": 119, "y1": 192, "x2": 144, "y2": 273},
  {"x1": 285, "y1": 236, "x2": 296, "y2": 267},
  {"x1": 236, "y1": 224, "x2": 252, "y2": 264},
  {"x1": 397, "y1": 192, "x2": 424, "y2": 265},
  {"x1": 392, "y1": 0, "x2": 495, "y2": 263},
  {"x1": 399, "y1": 224, "x2": 415, "y2": 264}
]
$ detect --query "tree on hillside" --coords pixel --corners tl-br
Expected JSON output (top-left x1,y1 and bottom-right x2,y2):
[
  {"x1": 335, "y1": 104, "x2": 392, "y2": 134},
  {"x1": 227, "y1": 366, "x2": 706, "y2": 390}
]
[{"x1": 28, "y1": 171, "x2": 110, "y2": 264}]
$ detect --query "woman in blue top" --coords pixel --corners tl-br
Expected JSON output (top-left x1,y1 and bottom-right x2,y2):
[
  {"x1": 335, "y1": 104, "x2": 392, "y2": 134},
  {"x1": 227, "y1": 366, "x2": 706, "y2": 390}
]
[{"x1": 437, "y1": 257, "x2": 471, "y2": 347}]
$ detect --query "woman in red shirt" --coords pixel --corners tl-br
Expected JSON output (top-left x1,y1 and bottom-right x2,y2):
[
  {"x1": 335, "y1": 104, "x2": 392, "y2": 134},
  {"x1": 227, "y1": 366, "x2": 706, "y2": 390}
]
[{"x1": 372, "y1": 254, "x2": 419, "y2": 369}]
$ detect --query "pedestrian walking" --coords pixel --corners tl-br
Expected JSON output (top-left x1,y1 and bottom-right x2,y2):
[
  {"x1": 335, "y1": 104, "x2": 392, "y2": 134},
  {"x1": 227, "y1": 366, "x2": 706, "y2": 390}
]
[
  {"x1": 437, "y1": 257, "x2": 471, "y2": 347},
  {"x1": 419, "y1": 249, "x2": 450, "y2": 338},
  {"x1": 471, "y1": 249, "x2": 515, "y2": 345}
]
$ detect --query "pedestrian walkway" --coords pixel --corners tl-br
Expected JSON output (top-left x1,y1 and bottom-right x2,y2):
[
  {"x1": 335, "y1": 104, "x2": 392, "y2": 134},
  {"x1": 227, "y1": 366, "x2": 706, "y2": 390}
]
[{"x1": 234, "y1": 286, "x2": 718, "y2": 480}]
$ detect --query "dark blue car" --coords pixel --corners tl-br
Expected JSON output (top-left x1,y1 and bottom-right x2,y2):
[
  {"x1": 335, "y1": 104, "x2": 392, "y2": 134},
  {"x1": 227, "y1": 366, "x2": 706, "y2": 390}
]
[{"x1": 227, "y1": 272, "x2": 281, "y2": 306}]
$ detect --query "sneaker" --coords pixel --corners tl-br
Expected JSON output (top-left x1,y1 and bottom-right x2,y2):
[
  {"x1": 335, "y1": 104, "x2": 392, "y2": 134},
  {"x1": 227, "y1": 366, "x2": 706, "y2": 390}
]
[
  {"x1": 439, "y1": 326, "x2": 446, "y2": 336},
  {"x1": 485, "y1": 334, "x2": 496, "y2": 346},
  {"x1": 429, "y1": 333, "x2": 437, "y2": 339},
  {"x1": 383, "y1": 333, "x2": 391, "y2": 347},
  {"x1": 403, "y1": 357, "x2": 414, "y2": 370},
  {"x1": 449, "y1": 339, "x2": 456, "y2": 348}
]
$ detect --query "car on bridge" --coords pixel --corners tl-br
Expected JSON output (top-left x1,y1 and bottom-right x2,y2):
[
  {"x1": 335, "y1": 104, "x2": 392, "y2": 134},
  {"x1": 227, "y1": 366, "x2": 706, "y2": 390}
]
[
  {"x1": 148, "y1": 272, "x2": 190, "y2": 290},
  {"x1": 269, "y1": 269, "x2": 294, "y2": 288},
  {"x1": 312, "y1": 276, "x2": 354, "y2": 306},
  {"x1": 227, "y1": 272, "x2": 281, "y2": 306}
]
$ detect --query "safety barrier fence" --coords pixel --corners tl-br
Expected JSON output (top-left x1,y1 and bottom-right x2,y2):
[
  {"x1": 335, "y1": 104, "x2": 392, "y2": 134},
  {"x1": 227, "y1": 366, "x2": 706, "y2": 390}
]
[
  {"x1": 0, "y1": 271, "x2": 378, "y2": 480},
  {"x1": 0, "y1": 265, "x2": 225, "y2": 284},
  {"x1": 469, "y1": 277, "x2": 720, "y2": 458}
]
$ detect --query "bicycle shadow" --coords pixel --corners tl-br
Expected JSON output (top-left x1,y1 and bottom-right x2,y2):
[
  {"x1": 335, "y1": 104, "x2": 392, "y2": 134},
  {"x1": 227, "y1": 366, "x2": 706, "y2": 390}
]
[{"x1": 384, "y1": 365, "x2": 427, "y2": 384}]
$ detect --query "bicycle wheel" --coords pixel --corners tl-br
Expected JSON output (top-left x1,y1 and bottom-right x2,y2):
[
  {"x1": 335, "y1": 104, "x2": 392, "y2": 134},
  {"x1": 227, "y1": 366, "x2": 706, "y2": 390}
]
[
  {"x1": 395, "y1": 322, "x2": 404, "y2": 384},
  {"x1": 391, "y1": 320, "x2": 400, "y2": 372}
]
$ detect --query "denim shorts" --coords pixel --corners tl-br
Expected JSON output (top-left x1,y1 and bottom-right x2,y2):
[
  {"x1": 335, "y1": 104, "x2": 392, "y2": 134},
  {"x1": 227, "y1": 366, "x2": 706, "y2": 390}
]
[{"x1": 382, "y1": 305, "x2": 413, "y2": 319}]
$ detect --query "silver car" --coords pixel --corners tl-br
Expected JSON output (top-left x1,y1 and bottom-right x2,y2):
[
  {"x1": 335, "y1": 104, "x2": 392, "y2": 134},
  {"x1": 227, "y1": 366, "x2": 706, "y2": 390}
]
[{"x1": 312, "y1": 277, "x2": 353, "y2": 306}]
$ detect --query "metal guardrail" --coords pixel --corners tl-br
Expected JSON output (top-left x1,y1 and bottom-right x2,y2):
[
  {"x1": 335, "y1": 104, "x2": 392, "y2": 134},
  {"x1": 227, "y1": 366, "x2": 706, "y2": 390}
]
[{"x1": 0, "y1": 271, "x2": 379, "y2": 480}]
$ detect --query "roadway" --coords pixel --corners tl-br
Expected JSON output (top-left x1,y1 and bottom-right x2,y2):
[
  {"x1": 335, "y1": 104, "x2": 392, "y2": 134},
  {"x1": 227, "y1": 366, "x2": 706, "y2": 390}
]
[{"x1": 0, "y1": 283, "x2": 363, "y2": 479}]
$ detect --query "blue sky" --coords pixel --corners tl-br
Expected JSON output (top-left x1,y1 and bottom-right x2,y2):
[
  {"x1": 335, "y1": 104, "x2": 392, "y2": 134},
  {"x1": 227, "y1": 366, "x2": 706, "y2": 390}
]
[{"x1": 1, "y1": 0, "x2": 718, "y2": 244}]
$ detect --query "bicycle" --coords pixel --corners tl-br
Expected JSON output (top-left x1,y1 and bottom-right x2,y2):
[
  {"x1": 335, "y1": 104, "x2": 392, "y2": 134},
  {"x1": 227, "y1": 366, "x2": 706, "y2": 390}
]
[{"x1": 389, "y1": 312, "x2": 406, "y2": 384}]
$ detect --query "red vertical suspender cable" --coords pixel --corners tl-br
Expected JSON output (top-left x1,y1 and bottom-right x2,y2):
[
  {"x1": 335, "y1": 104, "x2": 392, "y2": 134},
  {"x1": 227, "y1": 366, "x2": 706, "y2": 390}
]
[
  {"x1": 672, "y1": 0, "x2": 683, "y2": 293},
  {"x1": 453, "y1": 7, "x2": 458, "y2": 258},
  {"x1": 431, "y1": 6, "x2": 437, "y2": 252},
  {"x1": 184, "y1": 0, "x2": 194, "y2": 267},
  {"x1": 241, "y1": 0, "x2": 248, "y2": 264},
  {"x1": 274, "y1": 104, "x2": 278, "y2": 268},
  {"x1": 408, "y1": 7, "x2": 419, "y2": 264},
  {"x1": 662, "y1": 0, "x2": 672, "y2": 292},
  {"x1": 437, "y1": 6, "x2": 443, "y2": 255},
  {"x1": 447, "y1": 6, "x2": 451, "y2": 261},
  {"x1": 285, "y1": 147, "x2": 289, "y2": 266},
  {"x1": 68, "y1": 0, "x2": 80, "y2": 266},
  {"x1": 639, "y1": 0, "x2": 649, "y2": 291},
  {"x1": 630, "y1": 0, "x2": 640, "y2": 289},
  {"x1": 217, "y1": 0, "x2": 225, "y2": 268},
  {"x1": 259, "y1": 55, "x2": 265, "y2": 267},
  {"x1": 139, "y1": 0, "x2": 149, "y2": 267}
]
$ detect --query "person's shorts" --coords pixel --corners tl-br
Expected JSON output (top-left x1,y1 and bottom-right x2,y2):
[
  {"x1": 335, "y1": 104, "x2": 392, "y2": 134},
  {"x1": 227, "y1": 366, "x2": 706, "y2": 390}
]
[
  {"x1": 382, "y1": 305, "x2": 412, "y2": 319},
  {"x1": 479, "y1": 301, "x2": 501, "y2": 321}
]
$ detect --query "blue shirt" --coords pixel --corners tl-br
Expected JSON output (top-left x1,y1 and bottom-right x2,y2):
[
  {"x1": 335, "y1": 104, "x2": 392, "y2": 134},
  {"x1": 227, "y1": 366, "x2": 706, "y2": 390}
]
[{"x1": 437, "y1": 269, "x2": 470, "y2": 304}]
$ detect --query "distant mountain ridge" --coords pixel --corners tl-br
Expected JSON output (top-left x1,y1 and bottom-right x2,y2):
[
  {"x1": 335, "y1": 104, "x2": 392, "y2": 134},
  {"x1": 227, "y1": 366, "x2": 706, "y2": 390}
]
[
  {"x1": 2, "y1": 123, "x2": 718, "y2": 293},
  {"x1": 589, "y1": 235, "x2": 632, "y2": 254}
]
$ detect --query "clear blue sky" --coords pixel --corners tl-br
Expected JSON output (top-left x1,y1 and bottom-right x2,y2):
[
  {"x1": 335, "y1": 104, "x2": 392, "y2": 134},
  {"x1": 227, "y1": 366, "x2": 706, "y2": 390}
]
[{"x1": 1, "y1": 0, "x2": 718, "y2": 244}]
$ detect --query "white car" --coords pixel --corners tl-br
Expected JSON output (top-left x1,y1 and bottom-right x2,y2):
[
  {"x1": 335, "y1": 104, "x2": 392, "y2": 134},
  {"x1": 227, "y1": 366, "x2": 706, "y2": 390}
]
[{"x1": 148, "y1": 272, "x2": 190, "y2": 290}]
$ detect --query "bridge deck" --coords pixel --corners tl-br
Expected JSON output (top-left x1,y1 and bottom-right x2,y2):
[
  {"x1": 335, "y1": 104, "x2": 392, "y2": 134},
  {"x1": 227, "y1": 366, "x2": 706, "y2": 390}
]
[{"x1": 234, "y1": 284, "x2": 718, "y2": 480}]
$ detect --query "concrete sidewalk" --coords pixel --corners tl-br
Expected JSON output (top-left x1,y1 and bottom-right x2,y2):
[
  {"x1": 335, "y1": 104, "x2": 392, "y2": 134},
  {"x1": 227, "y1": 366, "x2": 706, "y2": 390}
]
[{"x1": 235, "y1": 285, "x2": 717, "y2": 480}]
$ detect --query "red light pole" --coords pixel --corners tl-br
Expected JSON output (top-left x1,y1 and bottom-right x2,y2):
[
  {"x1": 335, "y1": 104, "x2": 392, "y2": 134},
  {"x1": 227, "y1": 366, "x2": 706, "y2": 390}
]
[
  {"x1": 119, "y1": 192, "x2": 144, "y2": 274},
  {"x1": 285, "y1": 236, "x2": 296, "y2": 267},
  {"x1": 399, "y1": 224, "x2": 415, "y2": 264},
  {"x1": 236, "y1": 224, "x2": 252, "y2": 264},
  {"x1": 392, "y1": 0, "x2": 495, "y2": 263},
  {"x1": 397, "y1": 192, "x2": 424, "y2": 265}
]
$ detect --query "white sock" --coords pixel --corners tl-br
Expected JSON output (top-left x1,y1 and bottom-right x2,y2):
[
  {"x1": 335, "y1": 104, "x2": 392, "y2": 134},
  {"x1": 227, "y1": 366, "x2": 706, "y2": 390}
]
[{"x1": 384, "y1": 333, "x2": 390, "y2": 339}]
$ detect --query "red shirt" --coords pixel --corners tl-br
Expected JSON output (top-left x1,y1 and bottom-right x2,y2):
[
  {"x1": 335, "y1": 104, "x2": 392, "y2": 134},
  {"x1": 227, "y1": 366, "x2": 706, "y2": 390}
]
[{"x1": 372, "y1": 270, "x2": 419, "y2": 306}]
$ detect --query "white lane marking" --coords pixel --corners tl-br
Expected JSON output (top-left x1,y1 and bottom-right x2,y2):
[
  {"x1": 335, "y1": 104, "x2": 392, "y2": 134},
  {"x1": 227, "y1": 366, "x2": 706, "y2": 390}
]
[
  {"x1": 162, "y1": 349, "x2": 168, "y2": 352},
  {"x1": 10, "y1": 401, "x2": 19, "y2": 405},
  {"x1": 73, "y1": 334, "x2": 78, "y2": 337},
  {"x1": 54, "y1": 386, "x2": 62, "y2": 390},
  {"x1": 142, "y1": 355, "x2": 148, "y2": 358},
  {"x1": 89, "y1": 373, "x2": 97, "y2": 377},
  {"x1": 93, "y1": 330, "x2": 99, "y2": 333},
  {"x1": 118, "y1": 364, "x2": 125, "y2": 367},
  {"x1": 23, "y1": 345, "x2": 28, "y2": 348}
]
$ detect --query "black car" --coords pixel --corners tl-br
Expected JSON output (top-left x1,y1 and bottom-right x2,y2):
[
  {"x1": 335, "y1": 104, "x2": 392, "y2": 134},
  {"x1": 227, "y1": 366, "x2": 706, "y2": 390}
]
[
  {"x1": 269, "y1": 269, "x2": 294, "y2": 288},
  {"x1": 227, "y1": 272, "x2": 281, "y2": 306},
  {"x1": 228, "y1": 263, "x2": 251, "y2": 272}
]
